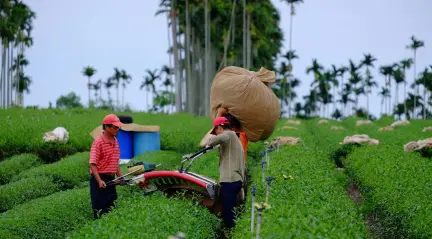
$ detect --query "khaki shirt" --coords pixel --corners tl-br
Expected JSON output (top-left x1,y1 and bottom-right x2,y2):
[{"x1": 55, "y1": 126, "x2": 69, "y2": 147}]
[{"x1": 207, "y1": 130, "x2": 245, "y2": 183}]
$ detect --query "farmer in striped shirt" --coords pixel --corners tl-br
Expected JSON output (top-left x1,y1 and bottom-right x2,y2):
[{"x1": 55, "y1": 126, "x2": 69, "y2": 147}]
[{"x1": 89, "y1": 114, "x2": 124, "y2": 219}]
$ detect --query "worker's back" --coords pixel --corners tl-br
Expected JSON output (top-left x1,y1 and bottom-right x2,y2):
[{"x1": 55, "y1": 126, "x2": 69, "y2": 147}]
[{"x1": 217, "y1": 130, "x2": 245, "y2": 183}]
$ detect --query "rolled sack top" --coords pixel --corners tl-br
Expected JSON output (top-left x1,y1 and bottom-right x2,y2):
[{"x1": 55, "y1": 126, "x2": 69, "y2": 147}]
[{"x1": 209, "y1": 66, "x2": 280, "y2": 142}]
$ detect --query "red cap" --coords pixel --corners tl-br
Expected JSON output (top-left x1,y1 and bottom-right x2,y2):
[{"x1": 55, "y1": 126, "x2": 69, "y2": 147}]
[
  {"x1": 102, "y1": 114, "x2": 124, "y2": 127},
  {"x1": 210, "y1": 117, "x2": 230, "y2": 135}
]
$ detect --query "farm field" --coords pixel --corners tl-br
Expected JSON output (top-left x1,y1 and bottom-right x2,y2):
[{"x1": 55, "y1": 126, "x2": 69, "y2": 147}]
[{"x1": 0, "y1": 108, "x2": 432, "y2": 238}]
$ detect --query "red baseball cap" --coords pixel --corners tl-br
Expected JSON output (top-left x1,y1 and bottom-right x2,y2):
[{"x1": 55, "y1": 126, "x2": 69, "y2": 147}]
[
  {"x1": 210, "y1": 117, "x2": 230, "y2": 135},
  {"x1": 102, "y1": 114, "x2": 124, "y2": 127}
]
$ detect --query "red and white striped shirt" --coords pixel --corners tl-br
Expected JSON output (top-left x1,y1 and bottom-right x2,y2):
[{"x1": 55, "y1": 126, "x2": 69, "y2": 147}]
[{"x1": 89, "y1": 134, "x2": 120, "y2": 174}]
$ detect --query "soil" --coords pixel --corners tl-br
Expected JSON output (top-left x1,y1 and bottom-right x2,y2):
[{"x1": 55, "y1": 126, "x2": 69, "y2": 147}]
[{"x1": 347, "y1": 181, "x2": 363, "y2": 205}]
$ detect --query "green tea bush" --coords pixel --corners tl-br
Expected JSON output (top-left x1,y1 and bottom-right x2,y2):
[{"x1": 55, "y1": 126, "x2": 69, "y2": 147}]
[
  {"x1": 0, "y1": 152, "x2": 90, "y2": 211},
  {"x1": 230, "y1": 119, "x2": 369, "y2": 238},
  {"x1": 232, "y1": 144, "x2": 368, "y2": 238},
  {"x1": 12, "y1": 152, "x2": 90, "y2": 188},
  {"x1": 0, "y1": 154, "x2": 42, "y2": 185},
  {"x1": 0, "y1": 187, "x2": 95, "y2": 239},
  {"x1": 309, "y1": 117, "x2": 432, "y2": 238},
  {"x1": 0, "y1": 176, "x2": 61, "y2": 212},
  {"x1": 67, "y1": 191, "x2": 220, "y2": 239},
  {"x1": 345, "y1": 145, "x2": 432, "y2": 238}
]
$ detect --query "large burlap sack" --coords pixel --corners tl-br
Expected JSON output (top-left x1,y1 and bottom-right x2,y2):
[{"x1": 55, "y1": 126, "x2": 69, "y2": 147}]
[{"x1": 210, "y1": 66, "x2": 280, "y2": 142}]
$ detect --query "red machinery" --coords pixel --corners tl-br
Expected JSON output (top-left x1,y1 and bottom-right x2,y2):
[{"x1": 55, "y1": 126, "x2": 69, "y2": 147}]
[{"x1": 109, "y1": 145, "x2": 245, "y2": 215}]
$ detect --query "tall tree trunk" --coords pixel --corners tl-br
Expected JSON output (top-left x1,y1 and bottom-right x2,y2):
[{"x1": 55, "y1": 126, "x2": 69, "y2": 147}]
[
  {"x1": 423, "y1": 72, "x2": 426, "y2": 119},
  {"x1": 166, "y1": 13, "x2": 173, "y2": 114},
  {"x1": 191, "y1": 31, "x2": 199, "y2": 115},
  {"x1": 395, "y1": 83, "x2": 399, "y2": 111},
  {"x1": 196, "y1": 36, "x2": 204, "y2": 115},
  {"x1": 204, "y1": 0, "x2": 211, "y2": 116},
  {"x1": 388, "y1": 75, "x2": 392, "y2": 115},
  {"x1": 8, "y1": 44, "x2": 12, "y2": 107},
  {"x1": 246, "y1": 12, "x2": 252, "y2": 69},
  {"x1": 366, "y1": 85, "x2": 370, "y2": 120},
  {"x1": 288, "y1": 3, "x2": 294, "y2": 118},
  {"x1": 242, "y1": 0, "x2": 246, "y2": 68},
  {"x1": 185, "y1": 0, "x2": 193, "y2": 113},
  {"x1": 171, "y1": 0, "x2": 181, "y2": 113},
  {"x1": 403, "y1": 69, "x2": 407, "y2": 117},
  {"x1": 2, "y1": 46, "x2": 6, "y2": 108},
  {"x1": 413, "y1": 50, "x2": 417, "y2": 118},
  {"x1": 88, "y1": 76, "x2": 91, "y2": 107},
  {"x1": 178, "y1": 20, "x2": 185, "y2": 111}
]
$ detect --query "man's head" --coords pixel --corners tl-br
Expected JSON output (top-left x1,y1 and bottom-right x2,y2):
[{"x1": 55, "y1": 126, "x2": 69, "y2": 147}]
[
  {"x1": 210, "y1": 117, "x2": 231, "y2": 135},
  {"x1": 102, "y1": 114, "x2": 124, "y2": 136}
]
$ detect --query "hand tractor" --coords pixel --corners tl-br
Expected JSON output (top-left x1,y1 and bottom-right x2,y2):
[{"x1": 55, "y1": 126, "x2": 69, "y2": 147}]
[{"x1": 107, "y1": 145, "x2": 246, "y2": 216}]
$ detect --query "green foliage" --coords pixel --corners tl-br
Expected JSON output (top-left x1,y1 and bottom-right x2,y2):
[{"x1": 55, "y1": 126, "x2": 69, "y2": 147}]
[
  {"x1": 12, "y1": 152, "x2": 90, "y2": 187},
  {"x1": 0, "y1": 152, "x2": 89, "y2": 211},
  {"x1": 0, "y1": 176, "x2": 61, "y2": 212},
  {"x1": 3, "y1": 108, "x2": 432, "y2": 238},
  {"x1": 0, "y1": 109, "x2": 212, "y2": 160},
  {"x1": 0, "y1": 153, "x2": 41, "y2": 185},
  {"x1": 0, "y1": 187, "x2": 94, "y2": 239},
  {"x1": 67, "y1": 191, "x2": 220, "y2": 239},
  {"x1": 232, "y1": 129, "x2": 369, "y2": 238},
  {"x1": 56, "y1": 92, "x2": 84, "y2": 109}
]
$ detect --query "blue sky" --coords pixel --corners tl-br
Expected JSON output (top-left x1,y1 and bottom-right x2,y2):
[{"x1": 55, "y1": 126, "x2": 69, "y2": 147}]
[{"x1": 23, "y1": 0, "x2": 431, "y2": 118}]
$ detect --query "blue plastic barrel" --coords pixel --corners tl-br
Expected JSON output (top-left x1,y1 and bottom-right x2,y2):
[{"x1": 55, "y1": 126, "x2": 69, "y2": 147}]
[
  {"x1": 116, "y1": 130, "x2": 133, "y2": 160},
  {"x1": 133, "y1": 131, "x2": 161, "y2": 157}
]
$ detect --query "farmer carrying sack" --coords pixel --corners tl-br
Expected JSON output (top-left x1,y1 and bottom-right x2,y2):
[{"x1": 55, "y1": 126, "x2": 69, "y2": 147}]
[{"x1": 210, "y1": 66, "x2": 280, "y2": 142}]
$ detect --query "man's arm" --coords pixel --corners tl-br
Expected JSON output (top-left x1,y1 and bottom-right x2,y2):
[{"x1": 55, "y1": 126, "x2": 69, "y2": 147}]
[
  {"x1": 216, "y1": 107, "x2": 227, "y2": 117},
  {"x1": 116, "y1": 167, "x2": 123, "y2": 178},
  {"x1": 206, "y1": 132, "x2": 229, "y2": 147},
  {"x1": 90, "y1": 164, "x2": 105, "y2": 188},
  {"x1": 89, "y1": 141, "x2": 106, "y2": 188}
]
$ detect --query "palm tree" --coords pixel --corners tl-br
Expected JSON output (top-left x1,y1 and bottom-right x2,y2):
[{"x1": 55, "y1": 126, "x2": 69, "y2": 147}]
[
  {"x1": 378, "y1": 87, "x2": 390, "y2": 117},
  {"x1": 82, "y1": 66, "x2": 96, "y2": 107},
  {"x1": 120, "y1": 69, "x2": 132, "y2": 110},
  {"x1": 281, "y1": 0, "x2": 303, "y2": 114},
  {"x1": 10, "y1": 52, "x2": 28, "y2": 105},
  {"x1": 306, "y1": 59, "x2": 323, "y2": 116},
  {"x1": 338, "y1": 86, "x2": 355, "y2": 118},
  {"x1": 111, "y1": 67, "x2": 123, "y2": 110},
  {"x1": 364, "y1": 69, "x2": 378, "y2": 120},
  {"x1": 12, "y1": 71, "x2": 31, "y2": 106},
  {"x1": 330, "y1": 65, "x2": 340, "y2": 113},
  {"x1": 418, "y1": 67, "x2": 432, "y2": 117},
  {"x1": 400, "y1": 58, "x2": 413, "y2": 116},
  {"x1": 92, "y1": 80, "x2": 102, "y2": 107},
  {"x1": 406, "y1": 35, "x2": 425, "y2": 118},
  {"x1": 392, "y1": 66, "x2": 405, "y2": 112},
  {"x1": 104, "y1": 77, "x2": 115, "y2": 109},
  {"x1": 379, "y1": 65, "x2": 394, "y2": 115},
  {"x1": 347, "y1": 60, "x2": 362, "y2": 114},
  {"x1": 0, "y1": 1, "x2": 35, "y2": 108},
  {"x1": 360, "y1": 53, "x2": 377, "y2": 120},
  {"x1": 283, "y1": 49, "x2": 299, "y2": 117},
  {"x1": 141, "y1": 69, "x2": 160, "y2": 112}
]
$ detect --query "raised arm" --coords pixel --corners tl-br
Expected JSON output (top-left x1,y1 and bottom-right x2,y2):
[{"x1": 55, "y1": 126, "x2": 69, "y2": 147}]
[
  {"x1": 207, "y1": 132, "x2": 229, "y2": 147},
  {"x1": 216, "y1": 107, "x2": 228, "y2": 117}
]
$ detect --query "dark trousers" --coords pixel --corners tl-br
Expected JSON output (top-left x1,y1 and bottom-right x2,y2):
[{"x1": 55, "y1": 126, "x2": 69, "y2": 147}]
[
  {"x1": 90, "y1": 174, "x2": 117, "y2": 219},
  {"x1": 220, "y1": 180, "x2": 242, "y2": 228}
]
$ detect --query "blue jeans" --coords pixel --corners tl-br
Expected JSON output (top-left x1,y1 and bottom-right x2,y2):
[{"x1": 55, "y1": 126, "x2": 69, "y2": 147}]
[{"x1": 220, "y1": 180, "x2": 242, "y2": 228}]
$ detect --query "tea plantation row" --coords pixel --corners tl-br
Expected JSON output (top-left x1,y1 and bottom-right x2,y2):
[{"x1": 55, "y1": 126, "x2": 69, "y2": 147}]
[{"x1": 307, "y1": 117, "x2": 432, "y2": 238}]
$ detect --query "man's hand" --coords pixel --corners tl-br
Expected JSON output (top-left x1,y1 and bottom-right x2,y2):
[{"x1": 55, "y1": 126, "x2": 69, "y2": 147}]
[
  {"x1": 217, "y1": 107, "x2": 227, "y2": 117},
  {"x1": 98, "y1": 180, "x2": 106, "y2": 188}
]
